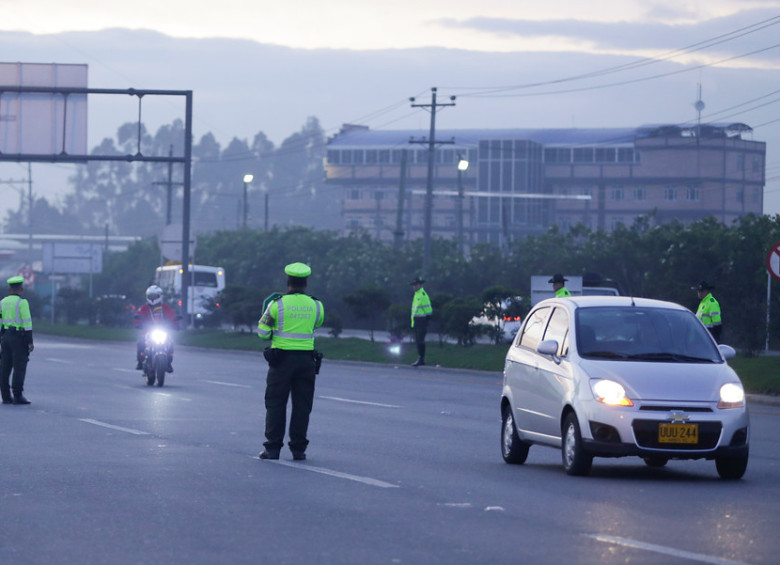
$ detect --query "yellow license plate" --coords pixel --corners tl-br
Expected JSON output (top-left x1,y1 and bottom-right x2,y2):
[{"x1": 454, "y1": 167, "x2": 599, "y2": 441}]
[{"x1": 658, "y1": 423, "x2": 698, "y2": 444}]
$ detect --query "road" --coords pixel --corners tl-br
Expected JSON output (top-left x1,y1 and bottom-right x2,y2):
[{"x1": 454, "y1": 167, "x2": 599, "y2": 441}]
[{"x1": 1, "y1": 336, "x2": 779, "y2": 565}]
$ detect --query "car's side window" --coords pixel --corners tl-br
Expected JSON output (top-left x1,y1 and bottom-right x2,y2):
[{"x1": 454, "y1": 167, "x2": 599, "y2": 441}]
[
  {"x1": 544, "y1": 307, "x2": 570, "y2": 356},
  {"x1": 518, "y1": 307, "x2": 550, "y2": 350}
]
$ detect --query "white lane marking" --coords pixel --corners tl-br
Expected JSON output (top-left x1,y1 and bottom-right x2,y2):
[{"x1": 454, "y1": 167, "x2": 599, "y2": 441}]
[
  {"x1": 38, "y1": 343, "x2": 95, "y2": 349},
  {"x1": 113, "y1": 368, "x2": 138, "y2": 373},
  {"x1": 79, "y1": 418, "x2": 150, "y2": 436},
  {"x1": 319, "y1": 395, "x2": 401, "y2": 409},
  {"x1": 203, "y1": 380, "x2": 252, "y2": 389},
  {"x1": 587, "y1": 534, "x2": 750, "y2": 565},
  {"x1": 265, "y1": 459, "x2": 399, "y2": 489},
  {"x1": 43, "y1": 358, "x2": 74, "y2": 364}
]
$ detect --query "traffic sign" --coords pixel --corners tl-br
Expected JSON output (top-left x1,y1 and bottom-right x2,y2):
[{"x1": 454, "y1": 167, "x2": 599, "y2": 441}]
[
  {"x1": 766, "y1": 242, "x2": 780, "y2": 281},
  {"x1": 17, "y1": 265, "x2": 35, "y2": 286}
]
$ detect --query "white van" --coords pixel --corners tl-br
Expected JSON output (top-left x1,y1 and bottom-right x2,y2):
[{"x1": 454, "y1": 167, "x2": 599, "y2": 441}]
[{"x1": 154, "y1": 264, "x2": 226, "y2": 325}]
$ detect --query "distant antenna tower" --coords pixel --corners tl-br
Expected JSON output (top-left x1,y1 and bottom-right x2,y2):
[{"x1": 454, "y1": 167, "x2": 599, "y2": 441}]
[{"x1": 694, "y1": 83, "x2": 705, "y2": 138}]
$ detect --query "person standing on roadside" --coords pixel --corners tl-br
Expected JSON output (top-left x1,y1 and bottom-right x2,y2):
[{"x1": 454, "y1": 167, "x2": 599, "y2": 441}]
[
  {"x1": 0, "y1": 276, "x2": 34, "y2": 405},
  {"x1": 410, "y1": 275, "x2": 433, "y2": 367},
  {"x1": 549, "y1": 273, "x2": 571, "y2": 298},
  {"x1": 694, "y1": 280, "x2": 723, "y2": 343},
  {"x1": 256, "y1": 262, "x2": 324, "y2": 461}
]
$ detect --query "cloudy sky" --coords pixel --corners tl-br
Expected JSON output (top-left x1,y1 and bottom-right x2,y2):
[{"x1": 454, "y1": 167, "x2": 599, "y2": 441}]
[
  {"x1": 2, "y1": 0, "x2": 780, "y2": 214},
  {"x1": 6, "y1": 0, "x2": 779, "y2": 53}
]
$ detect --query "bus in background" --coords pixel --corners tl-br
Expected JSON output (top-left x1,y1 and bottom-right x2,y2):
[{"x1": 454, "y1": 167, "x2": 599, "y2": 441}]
[{"x1": 154, "y1": 264, "x2": 226, "y2": 326}]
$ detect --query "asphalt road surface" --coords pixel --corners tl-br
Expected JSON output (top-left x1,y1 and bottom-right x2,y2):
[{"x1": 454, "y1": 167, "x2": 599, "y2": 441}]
[{"x1": 2, "y1": 336, "x2": 779, "y2": 565}]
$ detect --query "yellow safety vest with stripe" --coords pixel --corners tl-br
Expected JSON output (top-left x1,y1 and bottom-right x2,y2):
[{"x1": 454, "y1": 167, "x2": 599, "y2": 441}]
[
  {"x1": 1, "y1": 294, "x2": 33, "y2": 332},
  {"x1": 411, "y1": 287, "x2": 433, "y2": 328},
  {"x1": 696, "y1": 293, "x2": 722, "y2": 329},
  {"x1": 555, "y1": 286, "x2": 572, "y2": 298},
  {"x1": 257, "y1": 293, "x2": 324, "y2": 350}
]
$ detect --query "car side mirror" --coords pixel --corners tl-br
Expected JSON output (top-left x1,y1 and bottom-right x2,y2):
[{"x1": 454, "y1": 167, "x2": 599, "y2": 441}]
[
  {"x1": 537, "y1": 339, "x2": 559, "y2": 357},
  {"x1": 718, "y1": 344, "x2": 736, "y2": 360}
]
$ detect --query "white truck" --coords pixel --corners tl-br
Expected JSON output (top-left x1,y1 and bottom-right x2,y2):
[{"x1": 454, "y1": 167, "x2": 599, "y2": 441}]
[
  {"x1": 154, "y1": 264, "x2": 226, "y2": 326},
  {"x1": 530, "y1": 275, "x2": 621, "y2": 306}
]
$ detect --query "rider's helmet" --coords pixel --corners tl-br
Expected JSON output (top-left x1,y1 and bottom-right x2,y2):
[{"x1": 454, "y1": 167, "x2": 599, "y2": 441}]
[{"x1": 146, "y1": 285, "x2": 163, "y2": 307}]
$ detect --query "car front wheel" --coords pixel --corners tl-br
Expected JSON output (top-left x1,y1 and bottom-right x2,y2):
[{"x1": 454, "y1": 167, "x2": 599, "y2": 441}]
[
  {"x1": 562, "y1": 412, "x2": 593, "y2": 476},
  {"x1": 715, "y1": 449, "x2": 749, "y2": 480},
  {"x1": 501, "y1": 406, "x2": 529, "y2": 464}
]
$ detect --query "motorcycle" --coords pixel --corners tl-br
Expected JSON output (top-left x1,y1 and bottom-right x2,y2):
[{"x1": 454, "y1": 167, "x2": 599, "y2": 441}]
[{"x1": 142, "y1": 327, "x2": 172, "y2": 387}]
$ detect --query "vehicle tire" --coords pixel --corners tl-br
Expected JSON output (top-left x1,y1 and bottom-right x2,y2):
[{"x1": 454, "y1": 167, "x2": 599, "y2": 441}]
[
  {"x1": 155, "y1": 360, "x2": 166, "y2": 387},
  {"x1": 145, "y1": 370, "x2": 155, "y2": 386},
  {"x1": 501, "y1": 406, "x2": 529, "y2": 464},
  {"x1": 643, "y1": 456, "x2": 669, "y2": 467},
  {"x1": 715, "y1": 450, "x2": 748, "y2": 480},
  {"x1": 562, "y1": 412, "x2": 593, "y2": 476}
]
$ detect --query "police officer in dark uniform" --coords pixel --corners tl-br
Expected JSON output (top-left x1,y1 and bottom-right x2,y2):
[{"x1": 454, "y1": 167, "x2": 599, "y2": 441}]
[
  {"x1": 256, "y1": 262, "x2": 324, "y2": 461},
  {"x1": 0, "y1": 276, "x2": 34, "y2": 405}
]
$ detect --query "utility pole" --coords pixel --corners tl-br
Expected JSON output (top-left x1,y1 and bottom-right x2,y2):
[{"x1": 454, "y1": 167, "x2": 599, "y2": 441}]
[
  {"x1": 393, "y1": 148, "x2": 408, "y2": 248},
  {"x1": 410, "y1": 87, "x2": 455, "y2": 277},
  {"x1": 152, "y1": 145, "x2": 183, "y2": 225}
]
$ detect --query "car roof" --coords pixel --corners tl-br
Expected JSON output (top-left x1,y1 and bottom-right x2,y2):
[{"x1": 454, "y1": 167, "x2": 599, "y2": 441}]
[{"x1": 535, "y1": 295, "x2": 689, "y2": 311}]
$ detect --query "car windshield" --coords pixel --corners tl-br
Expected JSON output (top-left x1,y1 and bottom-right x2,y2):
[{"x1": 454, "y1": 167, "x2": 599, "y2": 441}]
[{"x1": 576, "y1": 306, "x2": 721, "y2": 362}]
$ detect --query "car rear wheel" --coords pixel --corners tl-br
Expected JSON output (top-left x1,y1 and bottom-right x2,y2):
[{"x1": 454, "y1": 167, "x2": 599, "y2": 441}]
[
  {"x1": 715, "y1": 449, "x2": 749, "y2": 480},
  {"x1": 562, "y1": 412, "x2": 593, "y2": 476},
  {"x1": 501, "y1": 406, "x2": 529, "y2": 464}
]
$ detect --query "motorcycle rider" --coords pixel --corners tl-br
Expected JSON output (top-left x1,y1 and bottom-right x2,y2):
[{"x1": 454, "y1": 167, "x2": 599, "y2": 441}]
[{"x1": 134, "y1": 285, "x2": 179, "y2": 372}]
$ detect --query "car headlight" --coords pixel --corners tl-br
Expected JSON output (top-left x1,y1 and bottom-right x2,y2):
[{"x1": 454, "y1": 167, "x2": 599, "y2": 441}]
[
  {"x1": 590, "y1": 379, "x2": 634, "y2": 406},
  {"x1": 718, "y1": 383, "x2": 745, "y2": 409}
]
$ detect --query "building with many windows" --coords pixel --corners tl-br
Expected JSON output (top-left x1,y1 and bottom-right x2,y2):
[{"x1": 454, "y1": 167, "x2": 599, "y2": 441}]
[{"x1": 325, "y1": 123, "x2": 765, "y2": 246}]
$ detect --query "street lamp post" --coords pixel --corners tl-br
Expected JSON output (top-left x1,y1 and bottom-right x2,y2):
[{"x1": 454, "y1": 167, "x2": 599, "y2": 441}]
[
  {"x1": 242, "y1": 174, "x2": 253, "y2": 228},
  {"x1": 457, "y1": 155, "x2": 469, "y2": 255}
]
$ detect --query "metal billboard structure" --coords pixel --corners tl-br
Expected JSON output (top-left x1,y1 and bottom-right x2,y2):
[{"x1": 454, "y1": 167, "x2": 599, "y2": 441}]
[{"x1": 0, "y1": 62, "x2": 195, "y2": 322}]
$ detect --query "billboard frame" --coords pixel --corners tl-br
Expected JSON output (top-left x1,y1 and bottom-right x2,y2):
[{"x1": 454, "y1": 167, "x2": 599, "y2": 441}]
[{"x1": 0, "y1": 86, "x2": 195, "y2": 322}]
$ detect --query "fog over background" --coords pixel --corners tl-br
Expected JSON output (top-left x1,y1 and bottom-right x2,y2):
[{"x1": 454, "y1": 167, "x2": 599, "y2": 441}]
[{"x1": 1, "y1": 2, "x2": 779, "y2": 227}]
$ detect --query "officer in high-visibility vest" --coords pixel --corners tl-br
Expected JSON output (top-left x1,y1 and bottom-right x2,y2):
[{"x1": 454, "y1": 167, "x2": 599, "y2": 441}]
[
  {"x1": 256, "y1": 262, "x2": 324, "y2": 461},
  {"x1": 0, "y1": 276, "x2": 34, "y2": 405},
  {"x1": 694, "y1": 280, "x2": 722, "y2": 343},
  {"x1": 549, "y1": 273, "x2": 572, "y2": 298},
  {"x1": 410, "y1": 275, "x2": 433, "y2": 367}
]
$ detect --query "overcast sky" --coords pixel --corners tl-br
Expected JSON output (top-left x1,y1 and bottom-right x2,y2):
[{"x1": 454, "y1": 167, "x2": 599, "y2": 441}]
[
  {"x1": 2, "y1": 0, "x2": 780, "y2": 217},
  {"x1": 6, "y1": 0, "x2": 780, "y2": 54}
]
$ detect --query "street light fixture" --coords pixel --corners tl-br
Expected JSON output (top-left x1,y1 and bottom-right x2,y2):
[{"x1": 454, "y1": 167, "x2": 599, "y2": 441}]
[
  {"x1": 457, "y1": 155, "x2": 469, "y2": 254},
  {"x1": 242, "y1": 174, "x2": 253, "y2": 228}
]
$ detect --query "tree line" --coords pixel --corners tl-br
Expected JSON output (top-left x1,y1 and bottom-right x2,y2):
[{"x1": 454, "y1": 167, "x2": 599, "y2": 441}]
[
  {"x1": 4, "y1": 118, "x2": 336, "y2": 237},
  {"x1": 76, "y1": 212, "x2": 780, "y2": 355}
]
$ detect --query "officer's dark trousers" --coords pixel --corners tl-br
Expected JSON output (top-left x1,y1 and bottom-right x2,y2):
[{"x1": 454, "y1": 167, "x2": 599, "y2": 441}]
[
  {"x1": 414, "y1": 317, "x2": 429, "y2": 360},
  {"x1": 263, "y1": 350, "x2": 316, "y2": 454},
  {"x1": 0, "y1": 330, "x2": 30, "y2": 400}
]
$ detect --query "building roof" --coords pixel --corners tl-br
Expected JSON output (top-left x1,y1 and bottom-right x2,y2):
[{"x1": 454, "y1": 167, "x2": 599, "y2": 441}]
[{"x1": 327, "y1": 123, "x2": 753, "y2": 148}]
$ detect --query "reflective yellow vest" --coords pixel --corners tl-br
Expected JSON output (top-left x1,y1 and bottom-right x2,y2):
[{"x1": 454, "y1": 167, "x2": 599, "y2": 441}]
[
  {"x1": 1, "y1": 294, "x2": 33, "y2": 331},
  {"x1": 696, "y1": 293, "x2": 722, "y2": 329},
  {"x1": 411, "y1": 287, "x2": 433, "y2": 327},
  {"x1": 257, "y1": 293, "x2": 324, "y2": 350},
  {"x1": 555, "y1": 286, "x2": 572, "y2": 298}
]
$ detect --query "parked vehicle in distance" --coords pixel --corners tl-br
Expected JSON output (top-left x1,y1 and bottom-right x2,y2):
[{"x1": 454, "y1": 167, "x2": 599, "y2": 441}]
[
  {"x1": 472, "y1": 297, "x2": 523, "y2": 344},
  {"x1": 530, "y1": 273, "x2": 622, "y2": 306},
  {"x1": 154, "y1": 264, "x2": 225, "y2": 327},
  {"x1": 501, "y1": 295, "x2": 749, "y2": 479}
]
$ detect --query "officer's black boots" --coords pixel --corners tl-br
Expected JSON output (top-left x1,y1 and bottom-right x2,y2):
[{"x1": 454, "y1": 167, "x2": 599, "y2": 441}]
[{"x1": 411, "y1": 358, "x2": 425, "y2": 367}]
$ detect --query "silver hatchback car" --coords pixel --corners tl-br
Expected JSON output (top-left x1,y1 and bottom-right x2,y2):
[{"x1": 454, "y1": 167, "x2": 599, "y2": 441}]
[{"x1": 501, "y1": 296, "x2": 749, "y2": 479}]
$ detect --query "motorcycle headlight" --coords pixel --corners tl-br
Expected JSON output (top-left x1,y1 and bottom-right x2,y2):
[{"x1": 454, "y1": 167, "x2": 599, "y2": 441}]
[
  {"x1": 590, "y1": 379, "x2": 634, "y2": 406},
  {"x1": 150, "y1": 329, "x2": 168, "y2": 344},
  {"x1": 718, "y1": 383, "x2": 745, "y2": 409}
]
